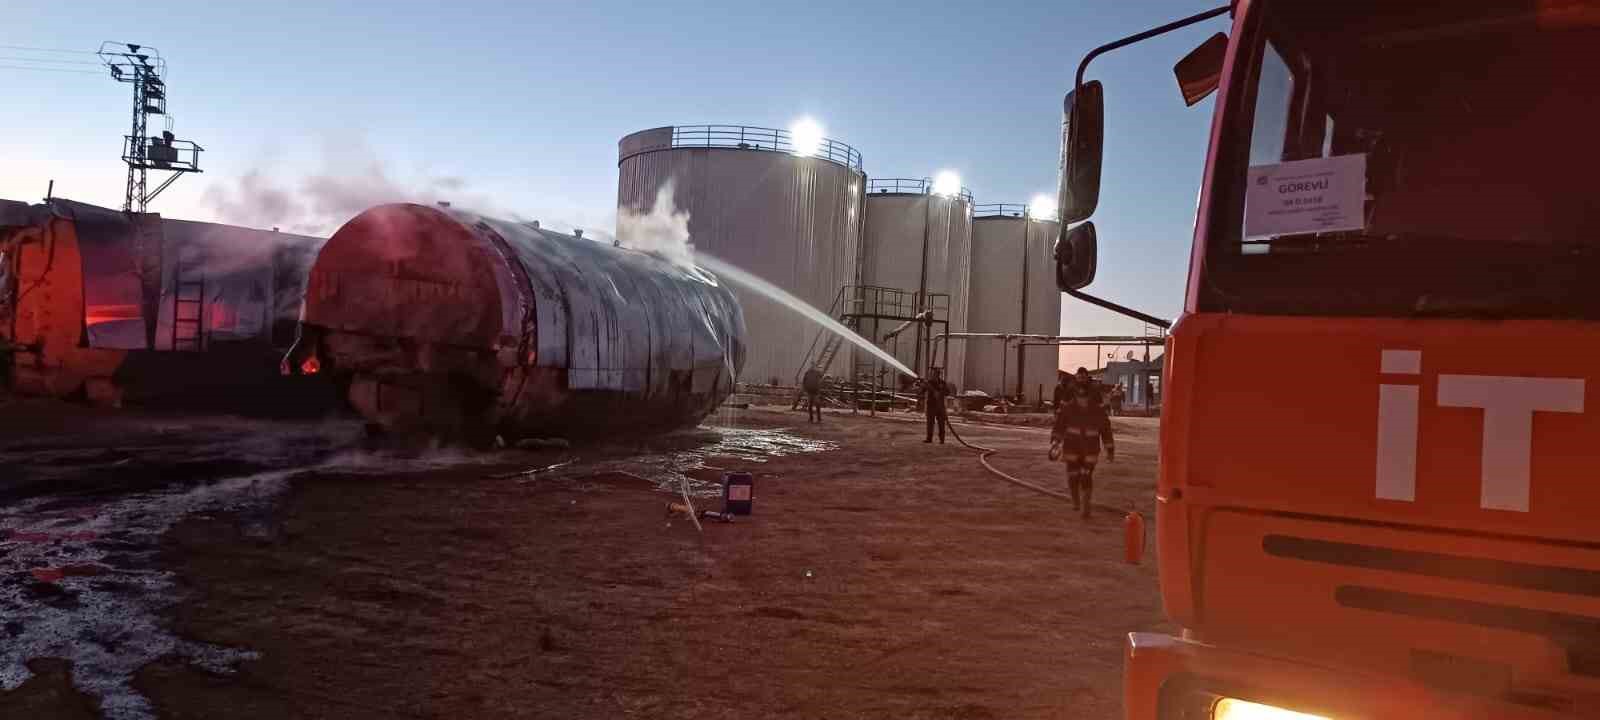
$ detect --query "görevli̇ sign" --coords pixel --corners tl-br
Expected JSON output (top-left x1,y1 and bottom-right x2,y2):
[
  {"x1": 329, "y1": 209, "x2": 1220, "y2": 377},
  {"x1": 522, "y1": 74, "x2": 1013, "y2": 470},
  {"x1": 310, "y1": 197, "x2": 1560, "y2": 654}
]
[{"x1": 1245, "y1": 153, "x2": 1367, "y2": 239}]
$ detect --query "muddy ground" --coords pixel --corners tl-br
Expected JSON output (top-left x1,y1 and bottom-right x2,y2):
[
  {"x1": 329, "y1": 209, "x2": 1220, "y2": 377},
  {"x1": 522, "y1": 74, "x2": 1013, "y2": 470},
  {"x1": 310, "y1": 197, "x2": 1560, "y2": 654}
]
[{"x1": 2, "y1": 402, "x2": 1166, "y2": 719}]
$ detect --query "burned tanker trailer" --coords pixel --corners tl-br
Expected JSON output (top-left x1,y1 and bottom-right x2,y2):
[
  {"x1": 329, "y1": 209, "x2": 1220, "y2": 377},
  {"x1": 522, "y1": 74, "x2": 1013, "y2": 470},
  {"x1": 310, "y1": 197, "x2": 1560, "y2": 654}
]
[
  {"x1": 0, "y1": 197, "x2": 332, "y2": 411},
  {"x1": 284, "y1": 203, "x2": 746, "y2": 442}
]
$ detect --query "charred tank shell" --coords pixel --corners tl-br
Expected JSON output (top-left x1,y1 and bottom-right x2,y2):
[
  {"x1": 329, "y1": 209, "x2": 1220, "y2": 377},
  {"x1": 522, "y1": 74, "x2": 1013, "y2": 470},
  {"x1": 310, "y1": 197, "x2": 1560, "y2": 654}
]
[
  {"x1": 288, "y1": 203, "x2": 745, "y2": 440},
  {"x1": 0, "y1": 197, "x2": 333, "y2": 412}
]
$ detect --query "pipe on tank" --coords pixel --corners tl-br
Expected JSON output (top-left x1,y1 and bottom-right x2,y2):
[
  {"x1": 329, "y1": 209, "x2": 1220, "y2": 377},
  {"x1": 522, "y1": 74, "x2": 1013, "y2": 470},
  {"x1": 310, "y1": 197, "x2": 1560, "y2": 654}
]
[{"x1": 286, "y1": 203, "x2": 746, "y2": 442}]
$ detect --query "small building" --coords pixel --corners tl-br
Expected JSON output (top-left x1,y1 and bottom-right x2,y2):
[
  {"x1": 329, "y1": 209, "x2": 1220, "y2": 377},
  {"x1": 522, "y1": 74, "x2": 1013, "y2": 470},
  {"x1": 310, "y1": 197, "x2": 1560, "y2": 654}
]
[{"x1": 1102, "y1": 354, "x2": 1164, "y2": 413}]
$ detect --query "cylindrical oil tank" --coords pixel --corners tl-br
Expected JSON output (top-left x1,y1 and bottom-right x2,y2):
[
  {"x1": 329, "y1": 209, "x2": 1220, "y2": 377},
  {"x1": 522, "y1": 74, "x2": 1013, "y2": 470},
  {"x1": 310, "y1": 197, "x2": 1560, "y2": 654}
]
[
  {"x1": 942, "y1": 192, "x2": 974, "y2": 390},
  {"x1": 617, "y1": 125, "x2": 863, "y2": 388},
  {"x1": 963, "y1": 205, "x2": 1060, "y2": 401},
  {"x1": 860, "y1": 178, "x2": 973, "y2": 386},
  {"x1": 1022, "y1": 213, "x2": 1063, "y2": 405},
  {"x1": 287, "y1": 203, "x2": 746, "y2": 441}
]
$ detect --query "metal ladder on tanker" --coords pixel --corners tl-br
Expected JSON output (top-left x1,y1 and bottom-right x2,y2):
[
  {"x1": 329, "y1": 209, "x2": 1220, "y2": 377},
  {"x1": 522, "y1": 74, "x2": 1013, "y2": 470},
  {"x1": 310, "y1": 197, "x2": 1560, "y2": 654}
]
[{"x1": 170, "y1": 252, "x2": 205, "y2": 352}]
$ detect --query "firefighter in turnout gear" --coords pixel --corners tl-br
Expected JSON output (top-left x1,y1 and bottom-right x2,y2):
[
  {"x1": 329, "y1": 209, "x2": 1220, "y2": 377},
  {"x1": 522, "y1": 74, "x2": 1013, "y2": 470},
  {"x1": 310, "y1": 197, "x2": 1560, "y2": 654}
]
[
  {"x1": 922, "y1": 368, "x2": 951, "y2": 444},
  {"x1": 1052, "y1": 382, "x2": 1115, "y2": 519},
  {"x1": 802, "y1": 367, "x2": 824, "y2": 423},
  {"x1": 1052, "y1": 370, "x2": 1075, "y2": 408}
]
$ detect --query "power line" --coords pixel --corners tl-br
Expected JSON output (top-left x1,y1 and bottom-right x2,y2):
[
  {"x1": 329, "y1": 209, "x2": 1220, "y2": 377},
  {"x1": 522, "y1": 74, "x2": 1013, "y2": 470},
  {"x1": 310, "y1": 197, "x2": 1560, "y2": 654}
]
[
  {"x1": 0, "y1": 63, "x2": 101, "y2": 75},
  {"x1": 0, "y1": 55, "x2": 102, "y2": 66},
  {"x1": 0, "y1": 43, "x2": 96, "y2": 55}
]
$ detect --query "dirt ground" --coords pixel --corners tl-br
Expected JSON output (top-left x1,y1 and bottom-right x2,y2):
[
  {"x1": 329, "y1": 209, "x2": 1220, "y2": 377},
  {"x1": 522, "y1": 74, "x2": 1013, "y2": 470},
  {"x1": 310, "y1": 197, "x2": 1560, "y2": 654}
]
[{"x1": 2, "y1": 403, "x2": 1167, "y2": 719}]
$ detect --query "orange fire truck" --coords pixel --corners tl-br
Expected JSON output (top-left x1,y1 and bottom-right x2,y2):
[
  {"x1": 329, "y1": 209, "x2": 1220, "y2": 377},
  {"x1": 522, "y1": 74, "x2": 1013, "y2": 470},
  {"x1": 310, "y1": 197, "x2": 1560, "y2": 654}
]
[{"x1": 1054, "y1": 2, "x2": 1600, "y2": 718}]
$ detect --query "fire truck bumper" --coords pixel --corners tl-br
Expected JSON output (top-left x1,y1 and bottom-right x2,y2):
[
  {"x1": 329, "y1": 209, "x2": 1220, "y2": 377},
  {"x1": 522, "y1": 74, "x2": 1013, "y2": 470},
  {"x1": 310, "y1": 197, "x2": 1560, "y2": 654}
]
[{"x1": 1123, "y1": 632, "x2": 1575, "y2": 720}]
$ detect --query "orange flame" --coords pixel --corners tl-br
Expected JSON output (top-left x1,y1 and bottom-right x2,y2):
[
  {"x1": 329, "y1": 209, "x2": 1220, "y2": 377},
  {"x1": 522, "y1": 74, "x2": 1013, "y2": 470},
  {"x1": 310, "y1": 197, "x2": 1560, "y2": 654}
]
[
  {"x1": 300, "y1": 356, "x2": 321, "y2": 375},
  {"x1": 84, "y1": 304, "x2": 141, "y2": 327}
]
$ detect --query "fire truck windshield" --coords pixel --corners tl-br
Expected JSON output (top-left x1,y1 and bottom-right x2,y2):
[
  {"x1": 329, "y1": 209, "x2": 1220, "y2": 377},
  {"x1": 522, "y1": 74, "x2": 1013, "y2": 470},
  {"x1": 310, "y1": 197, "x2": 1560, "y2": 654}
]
[{"x1": 1199, "y1": 1, "x2": 1600, "y2": 319}]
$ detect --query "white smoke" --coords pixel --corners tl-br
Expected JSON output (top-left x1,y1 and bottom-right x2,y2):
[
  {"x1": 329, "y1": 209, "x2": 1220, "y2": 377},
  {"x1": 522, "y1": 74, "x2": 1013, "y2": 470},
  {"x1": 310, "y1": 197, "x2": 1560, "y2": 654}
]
[
  {"x1": 202, "y1": 138, "x2": 508, "y2": 236},
  {"x1": 610, "y1": 181, "x2": 918, "y2": 379},
  {"x1": 615, "y1": 181, "x2": 693, "y2": 266}
]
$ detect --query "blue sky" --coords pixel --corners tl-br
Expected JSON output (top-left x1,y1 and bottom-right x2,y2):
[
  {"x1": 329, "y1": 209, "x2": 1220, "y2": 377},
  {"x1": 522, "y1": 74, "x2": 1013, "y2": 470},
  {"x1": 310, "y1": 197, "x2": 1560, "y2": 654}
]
[{"x1": 2, "y1": 0, "x2": 1228, "y2": 366}]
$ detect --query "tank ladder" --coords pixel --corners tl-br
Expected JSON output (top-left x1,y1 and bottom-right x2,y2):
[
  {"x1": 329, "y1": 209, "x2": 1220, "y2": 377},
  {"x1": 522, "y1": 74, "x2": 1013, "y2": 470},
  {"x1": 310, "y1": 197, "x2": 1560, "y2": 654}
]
[
  {"x1": 171, "y1": 251, "x2": 205, "y2": 352},
  {"x1": 791, "y1": 288, "x2": 858, "y2": 409}
]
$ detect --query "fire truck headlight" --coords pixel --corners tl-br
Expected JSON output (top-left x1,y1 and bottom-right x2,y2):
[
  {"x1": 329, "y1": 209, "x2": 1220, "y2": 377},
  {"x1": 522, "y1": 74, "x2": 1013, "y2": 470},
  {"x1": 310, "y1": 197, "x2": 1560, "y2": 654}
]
[{"x1": 1213, "y1": 698, "x2": 1331, "y2": 720}]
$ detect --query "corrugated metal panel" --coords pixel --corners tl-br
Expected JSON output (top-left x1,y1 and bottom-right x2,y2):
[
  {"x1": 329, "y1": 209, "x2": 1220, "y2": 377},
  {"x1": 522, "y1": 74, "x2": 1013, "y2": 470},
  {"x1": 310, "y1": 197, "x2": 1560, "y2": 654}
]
[
  {"x1": 455, "y1": 210, "x2": 743, "y2": 397},
  {"x1": 860, "y1": 192, "x2": 971, "y2": 383},
  {"x1": 618, "y1": 144, "x2": 861, "y2": 387},
  {"x1": 862, "y1": 195, "x2": 926, "y2": 298},
  {"x1": 963, "y1": 216, "x2": 1029, "y2": 397},
  {"x1": 861, "y1": 194, "x2": 927, "y2": 376},
  {"x1": 71, "y1": 205, "x2": 146, "y2": 350},
  {"x1": 302, "y1": 203, "x2": 745, "y2": 436},
  {"x1": 937, "y1": 198, "x2": 972, "y2": 387},
  {"x1": 155, "y1": 219, "x2": 325, "y2": 350},
  {"x1": 468, "y1": 217, "x2": 538, "y2": 356},
  {"x1": 618, "y1": 127, "x2": 674, "y2": 162},
  {"x1": 506, "y1": 223, "x2": 574, "y2": 372},
  {"x1": 1023, "y1": 218, "x2": 1062, "y2": 402}
]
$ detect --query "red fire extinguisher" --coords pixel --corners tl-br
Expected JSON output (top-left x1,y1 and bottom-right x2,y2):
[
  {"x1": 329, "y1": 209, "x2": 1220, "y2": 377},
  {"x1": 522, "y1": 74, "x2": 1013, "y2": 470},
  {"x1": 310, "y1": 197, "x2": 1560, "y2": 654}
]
[{"x1": 1124, "y1": 511, "x2": 1146, "y2": 565}]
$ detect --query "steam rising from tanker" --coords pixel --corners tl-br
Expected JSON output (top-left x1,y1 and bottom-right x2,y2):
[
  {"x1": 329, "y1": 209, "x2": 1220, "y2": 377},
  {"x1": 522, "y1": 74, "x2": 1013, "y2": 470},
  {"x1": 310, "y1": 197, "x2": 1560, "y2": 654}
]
[
  {"x1": 616, "y1": 182, "x2": 919, "y2": 380},
  {"x1": 201, "y1": 140, "x2": 522, "y2": 322},
  {"x1": 202, "y1": 139, "x2": 507, "y2": 236},
  {"x1": 615, "y1": 182, "x2": 693, "y2": 265}
]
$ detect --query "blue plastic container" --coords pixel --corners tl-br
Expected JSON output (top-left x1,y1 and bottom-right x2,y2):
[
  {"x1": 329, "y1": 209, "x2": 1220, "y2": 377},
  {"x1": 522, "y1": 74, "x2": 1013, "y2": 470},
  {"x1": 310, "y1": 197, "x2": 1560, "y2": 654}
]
[{"x1": 722, "y1": 471, "x2": 754, "y2": 516}]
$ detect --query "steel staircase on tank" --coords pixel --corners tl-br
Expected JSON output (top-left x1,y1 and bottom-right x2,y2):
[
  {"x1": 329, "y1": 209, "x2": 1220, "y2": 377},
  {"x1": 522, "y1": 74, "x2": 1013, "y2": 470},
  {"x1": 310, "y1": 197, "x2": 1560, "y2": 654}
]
[
  {"x1": 791, "y1": 288, "x2": 856, "y2": 409},
  {"x1": 809, "y1": 326, "x2": 851, "y2": 379},
  {"x1": 790, "y1": 285, "x2": 939, "y2": 413}
]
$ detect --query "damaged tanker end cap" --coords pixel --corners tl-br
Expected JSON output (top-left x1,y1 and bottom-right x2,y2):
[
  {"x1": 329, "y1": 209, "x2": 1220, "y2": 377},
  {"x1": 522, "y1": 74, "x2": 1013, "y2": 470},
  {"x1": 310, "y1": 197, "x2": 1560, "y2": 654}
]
[{"x1": 285, "y1": 203, "x2": 746, "y2": 445}]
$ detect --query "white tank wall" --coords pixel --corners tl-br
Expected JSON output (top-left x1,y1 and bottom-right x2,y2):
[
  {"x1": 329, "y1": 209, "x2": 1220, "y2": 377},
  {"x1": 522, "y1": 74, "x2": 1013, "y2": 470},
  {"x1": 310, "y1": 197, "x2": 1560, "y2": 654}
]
[
  {"x1": 618, "y1": 131, "x2": 863, "y2": 387},
  {"x1": 941, "y1": 201, "x2": 973, "y2": 390},
  {"x1": 860, "y1": 193, "x2": 971, "y2": 384},
  {"x1": 962, "y1": 214, "x2": 1059, "y2": 399},
  {"x1": 862, "y1": 195, "x2": 926, "y2": 300},
  {"x1": 1022, "y1": 218, "x2": 1062, "y2": 404},
  {"x1": 964, "y1": 216, "x2": 1026, "y2": 397}
]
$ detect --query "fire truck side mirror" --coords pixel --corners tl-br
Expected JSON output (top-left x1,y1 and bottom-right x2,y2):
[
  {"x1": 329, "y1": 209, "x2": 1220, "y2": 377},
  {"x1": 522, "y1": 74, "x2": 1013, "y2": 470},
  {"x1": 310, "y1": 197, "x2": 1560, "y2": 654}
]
[
  {"x1": 1058, "y1": 80, "x2": 1104, "y2": 225},
  {"x1": 1055, "y1": 221, "x2": 1097, "y2": 291},
  {"x1": 1174, "y1": 32, "x2": 1229, "y2": 106}
]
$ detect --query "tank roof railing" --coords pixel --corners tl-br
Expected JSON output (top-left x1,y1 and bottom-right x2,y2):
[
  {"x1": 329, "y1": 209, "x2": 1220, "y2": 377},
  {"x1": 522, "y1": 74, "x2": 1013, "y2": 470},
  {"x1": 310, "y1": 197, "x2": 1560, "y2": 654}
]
[
  {"x1": 866, "y1": 178, "x2": 973, "y2": 204},
  {"x1": 972, "y1": 202, "x2": 1053, "y2": 220},
  {"x1": 649, "y1": 125, "x2": 863, "y2": 172}
]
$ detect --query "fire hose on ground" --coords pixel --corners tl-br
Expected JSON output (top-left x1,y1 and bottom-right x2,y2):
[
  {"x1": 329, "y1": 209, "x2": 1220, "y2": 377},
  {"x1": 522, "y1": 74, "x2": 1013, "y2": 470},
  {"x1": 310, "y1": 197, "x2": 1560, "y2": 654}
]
[
  {"x1": 942, "y1": 415, "x2": 1147, "y2": 563},
  {"x1": 941, "y1": 418, "x2": 1078, "y2": 502}
]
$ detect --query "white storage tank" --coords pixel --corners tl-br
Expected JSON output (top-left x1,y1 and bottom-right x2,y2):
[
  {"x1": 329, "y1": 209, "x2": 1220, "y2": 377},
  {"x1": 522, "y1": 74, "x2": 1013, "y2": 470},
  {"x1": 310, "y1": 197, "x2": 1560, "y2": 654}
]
[
  {"x1": 617, "y1": 125, "x2": 865, "y2": 387},
  {"x1": 860, "y1": 178, "x2": 972, "y2": 383},
  {"x1": 1021, "y1": 211, "x2": 1062, "y2": 405},
  {"x1": 963, "y1": 204, "x2": 1060, "y2": 401}
]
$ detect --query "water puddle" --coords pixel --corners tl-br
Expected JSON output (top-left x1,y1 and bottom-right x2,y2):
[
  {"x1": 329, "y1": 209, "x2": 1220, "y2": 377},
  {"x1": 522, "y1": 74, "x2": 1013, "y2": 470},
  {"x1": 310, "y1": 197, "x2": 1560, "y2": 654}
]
[
  {"x1": 0, "y1": 445, "x2": 530, "y2": 719},
  {"x1": 557, "y1": 424, "x2": 836, "y2": 496},
  {"x1": 0, "y1": 472, "x2": 286, "y2": 719},
  {"x1": 0, "y1": 420, "x2": 832, "y2": 718}
]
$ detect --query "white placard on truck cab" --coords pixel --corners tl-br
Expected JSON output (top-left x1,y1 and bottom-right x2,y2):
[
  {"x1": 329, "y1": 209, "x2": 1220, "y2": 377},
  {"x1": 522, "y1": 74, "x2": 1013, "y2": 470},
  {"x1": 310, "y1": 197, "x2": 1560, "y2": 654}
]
[{"x1": 1245, "y1": 153, "x2": 1367, "y2": 239}]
